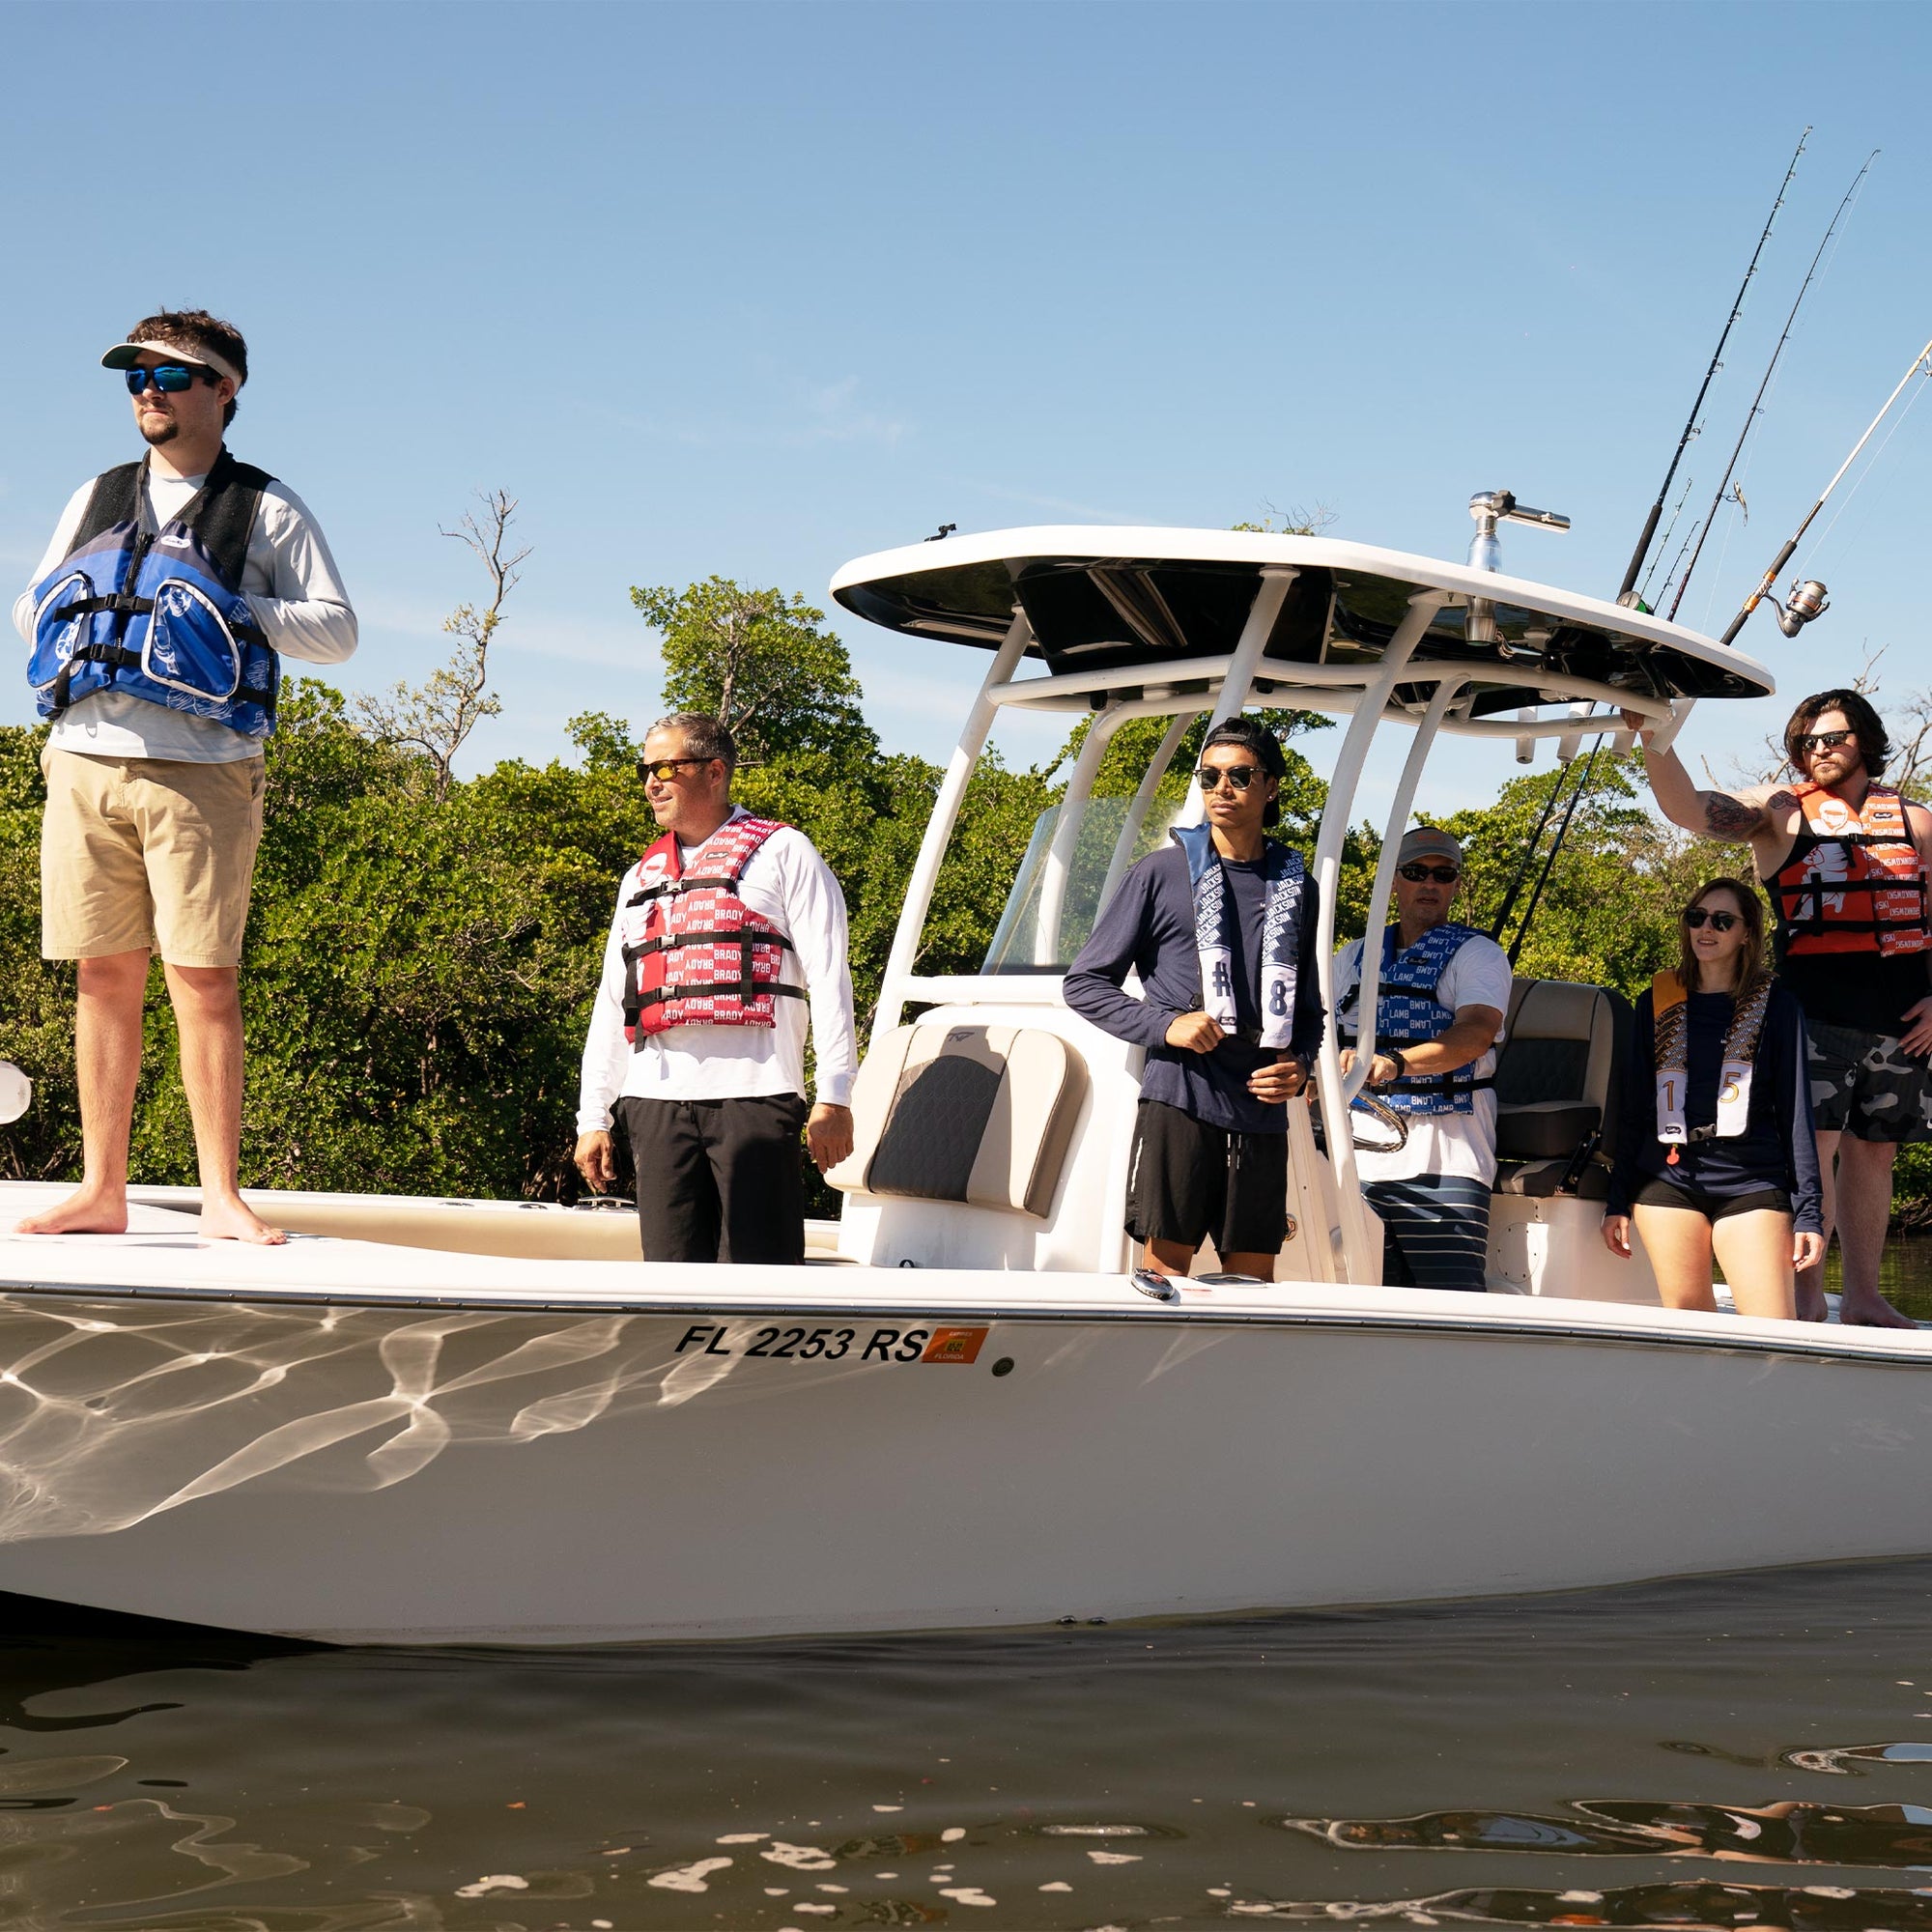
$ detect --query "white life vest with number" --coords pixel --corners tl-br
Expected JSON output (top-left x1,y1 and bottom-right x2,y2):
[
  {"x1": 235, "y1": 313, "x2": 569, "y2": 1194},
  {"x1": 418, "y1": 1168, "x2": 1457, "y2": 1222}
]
[{"x1": 1652, "y1": 971, "x2": 1772, "y2": 1149}]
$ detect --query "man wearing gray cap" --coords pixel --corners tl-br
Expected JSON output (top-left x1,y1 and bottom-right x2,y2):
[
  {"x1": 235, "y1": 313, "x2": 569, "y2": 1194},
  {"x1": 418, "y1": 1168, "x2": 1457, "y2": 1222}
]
[
  {"x1": 13, "y1": 309, "x2": 356, "y2": 1243},
  {"x1": 1332, "y1": 827, "x2": 1511, "y2": 1291}
]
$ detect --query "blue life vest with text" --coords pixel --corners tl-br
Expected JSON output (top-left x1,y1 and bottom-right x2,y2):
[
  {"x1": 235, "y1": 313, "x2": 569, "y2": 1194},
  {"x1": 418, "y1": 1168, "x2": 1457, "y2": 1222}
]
[
  {"x1": 1339, "y1": 923, "x2": 1491, "y2": 1116},
  {"x1": 27, "y1": 450, "x2": 278, "y2": 738}
]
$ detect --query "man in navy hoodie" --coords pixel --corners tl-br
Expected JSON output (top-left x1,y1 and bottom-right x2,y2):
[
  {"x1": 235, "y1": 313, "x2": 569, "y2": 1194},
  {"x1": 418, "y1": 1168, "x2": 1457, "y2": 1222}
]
[{"x1": 1065, "y1": 719, "x2": 1324, "y2": 1280}]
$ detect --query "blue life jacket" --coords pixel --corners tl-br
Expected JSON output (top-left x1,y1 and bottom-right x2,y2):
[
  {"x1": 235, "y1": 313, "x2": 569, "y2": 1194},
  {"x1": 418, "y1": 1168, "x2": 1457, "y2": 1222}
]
[
  {"x1": 1339, "y1": 923, "x2": 1492, "y2": 1116},
  {"x1": 27, "y1": 451, "x2": 278, "y2": 739}
]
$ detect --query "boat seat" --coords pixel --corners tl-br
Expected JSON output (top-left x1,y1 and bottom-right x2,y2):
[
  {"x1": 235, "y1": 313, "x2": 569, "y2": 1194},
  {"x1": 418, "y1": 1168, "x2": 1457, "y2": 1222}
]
[
  {"x1": 1492, "y1": 978, "x2": 1631, "y2": 1201},
  {"x1": 827, "y1": 1022, "x2": 1089, "y2": 1219}
]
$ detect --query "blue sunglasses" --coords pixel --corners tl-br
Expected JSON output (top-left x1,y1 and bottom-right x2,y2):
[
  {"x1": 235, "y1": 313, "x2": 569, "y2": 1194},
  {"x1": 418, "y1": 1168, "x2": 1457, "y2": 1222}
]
[{"x1": 124, "y1": 364, "x2": 220, "y2": 396}]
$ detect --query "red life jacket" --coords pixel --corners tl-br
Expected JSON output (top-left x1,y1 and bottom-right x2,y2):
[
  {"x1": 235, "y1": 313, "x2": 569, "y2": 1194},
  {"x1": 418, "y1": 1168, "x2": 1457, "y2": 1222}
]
[
  {"x1": 1772, "y1": 781, "x2": 1930, "y2": 959},
  {"x1": 620, "y1": 814, "x2": 806, "y2": 1039}
]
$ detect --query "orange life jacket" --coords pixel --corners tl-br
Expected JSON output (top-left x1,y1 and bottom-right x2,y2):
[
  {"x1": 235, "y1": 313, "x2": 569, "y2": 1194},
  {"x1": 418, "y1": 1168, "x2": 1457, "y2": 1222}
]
[
  {"x1": 1771, "y1": 781, "x2": 1929, "y2": 958},
  {"x1": 619, "y1": 814, "x2": 805, "y2": 1039}
]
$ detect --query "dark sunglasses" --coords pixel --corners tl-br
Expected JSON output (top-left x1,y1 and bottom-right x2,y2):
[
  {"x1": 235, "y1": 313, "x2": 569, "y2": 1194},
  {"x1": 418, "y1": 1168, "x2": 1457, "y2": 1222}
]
[
  {"x1": 1795, "y1": 728, "x2": 1856, "y2": 755},
  {"x1": 1196, "y1": 764, "x2": 1262, "y2": 791},
  {"x1": 637, "y1": 755, "x2": 716, "y2": 781},
  {"x1": 1398, "y1": 863, "x2": 1460, "y2": 884},
  {"x1": 123, "y1": 364, "x2": 220, "y2": 396},
  {"x1": 1684, "y1": 907, "x2": 1740, "y2": 931}
]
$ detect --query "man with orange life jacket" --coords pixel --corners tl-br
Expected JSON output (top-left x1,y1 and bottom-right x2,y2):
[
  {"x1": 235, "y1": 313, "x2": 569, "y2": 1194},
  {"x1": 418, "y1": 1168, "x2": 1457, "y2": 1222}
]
[
  {"x1": 574, "y1": 712, "x2": 858, "y2": 1264},
  {"x1": 1624, "y1": 689, "x2": 1932, "y2": 1328}
]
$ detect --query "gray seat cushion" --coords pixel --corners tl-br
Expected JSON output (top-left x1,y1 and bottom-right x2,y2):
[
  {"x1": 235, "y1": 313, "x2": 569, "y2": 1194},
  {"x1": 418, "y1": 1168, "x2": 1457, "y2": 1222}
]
[{"x1": 1495, "y1": 1100, "x2": 1601, "y2": 1161}]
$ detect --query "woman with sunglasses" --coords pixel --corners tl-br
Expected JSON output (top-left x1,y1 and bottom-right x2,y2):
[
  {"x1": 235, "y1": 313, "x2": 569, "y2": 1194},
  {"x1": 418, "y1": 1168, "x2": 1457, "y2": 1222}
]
[{"x1": 1603, "y1": 880, "x2": 1823, "y2": 1319}]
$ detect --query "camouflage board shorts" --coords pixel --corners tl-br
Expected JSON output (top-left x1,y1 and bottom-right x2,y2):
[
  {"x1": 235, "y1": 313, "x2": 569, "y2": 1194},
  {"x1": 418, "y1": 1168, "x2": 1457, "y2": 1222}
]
[{"x1": 1806, "y1": 1021, "x2": 1932, "y2": 1144}]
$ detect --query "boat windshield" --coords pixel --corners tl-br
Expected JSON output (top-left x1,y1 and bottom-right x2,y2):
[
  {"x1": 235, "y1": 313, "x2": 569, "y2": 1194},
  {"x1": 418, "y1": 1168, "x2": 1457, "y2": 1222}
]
[{"x1": 982, "y1": 797, "x2": 1184, "y2": 973}]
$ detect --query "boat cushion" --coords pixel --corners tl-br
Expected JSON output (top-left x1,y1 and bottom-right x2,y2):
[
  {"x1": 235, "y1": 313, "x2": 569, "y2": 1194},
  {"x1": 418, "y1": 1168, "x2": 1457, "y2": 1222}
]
[
  {"x1": 1490, "y1": 977, "x2": 1632, "y2": 1196},
  {"x1": 828, "y1": 1022, "x2": 1088, "y2": 1219},
  {"x1": 1494, "y1": 1100, "x2": 1601, "y2": 1160},
  {"x1": 1493, "y1": 1156, "x2": 1612, "y2": 1202}
]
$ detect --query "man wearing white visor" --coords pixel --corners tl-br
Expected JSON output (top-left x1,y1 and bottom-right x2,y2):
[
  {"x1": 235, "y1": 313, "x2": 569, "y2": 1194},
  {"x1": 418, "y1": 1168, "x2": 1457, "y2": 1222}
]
[
  {"x1": 1333, "y1": 827, "x2": 1511, "y2": 1291},
  {"x1": 13, "y1": 309, "x2": 356, "y2": 1243}
]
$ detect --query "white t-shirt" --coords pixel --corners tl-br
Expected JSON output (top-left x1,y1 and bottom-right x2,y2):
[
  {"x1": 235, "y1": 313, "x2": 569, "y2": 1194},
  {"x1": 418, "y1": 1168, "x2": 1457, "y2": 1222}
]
[
  {"x1": 1332, "y1": 926, "x2": 1514, "y2": 1183},
  {"x1": 13, "y1": 456, "x2": 358, "y2": 763},
  {"x1": 577, "y1": 809, "x2": 860, "y2": 1127}
]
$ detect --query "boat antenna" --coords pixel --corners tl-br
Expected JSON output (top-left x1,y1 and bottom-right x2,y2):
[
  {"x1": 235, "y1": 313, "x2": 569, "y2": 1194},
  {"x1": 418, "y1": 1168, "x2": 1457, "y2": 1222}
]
[
  {"x1": 1668, "y1": 149, "x2": 1878, "y2": 623},
  {"x1": 1720, "y1": 330, "x2": 1932, "y2": 643},
  {"x1": 1616, "y1": 128, "x2": 1809, "y2": 605}
]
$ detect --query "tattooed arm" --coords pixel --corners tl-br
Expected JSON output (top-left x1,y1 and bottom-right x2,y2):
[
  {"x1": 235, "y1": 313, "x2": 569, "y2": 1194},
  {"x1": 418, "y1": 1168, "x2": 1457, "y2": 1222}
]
[{"x1": 1618, "y1": 709, "x2": 1781, "y2": 845}]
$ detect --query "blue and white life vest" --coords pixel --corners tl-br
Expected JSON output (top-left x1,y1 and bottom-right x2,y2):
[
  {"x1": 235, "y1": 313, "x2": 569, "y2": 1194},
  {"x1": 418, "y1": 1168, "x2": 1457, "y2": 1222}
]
[
  {"x1": 1339, "y1": 923, "x2": 1492, "y2": 1116},
  {"x1": 27, "y1": 451, "x2": 278, "y2": 739},
  {"x1": 1171, "y1": 823, "x2": 1305, "y2": 1051}
]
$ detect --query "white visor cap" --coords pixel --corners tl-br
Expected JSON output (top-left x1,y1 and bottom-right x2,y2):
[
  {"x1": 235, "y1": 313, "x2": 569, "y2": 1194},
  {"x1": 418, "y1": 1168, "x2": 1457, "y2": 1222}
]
[{"x1": 100, "y1": 339, "x2": 243, "y2": 387}]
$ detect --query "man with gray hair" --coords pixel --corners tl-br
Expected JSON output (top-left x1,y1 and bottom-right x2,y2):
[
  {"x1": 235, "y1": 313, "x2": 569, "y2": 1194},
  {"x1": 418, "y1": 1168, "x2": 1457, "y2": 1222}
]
[
  {"x1": 1332, "y1": 827, "x2": 1511, "y2": 1291},
  {"x1": 574, "y1": 712, "x2": 858, "y2": 1263}
]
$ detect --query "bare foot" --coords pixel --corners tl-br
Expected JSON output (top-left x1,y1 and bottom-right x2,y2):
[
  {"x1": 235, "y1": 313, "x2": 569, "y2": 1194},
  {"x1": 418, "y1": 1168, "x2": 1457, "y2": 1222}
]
[
  {"x1": 197, "y1": 1195, "x2": 287, "y2": 1246},
  {"x1": 13, "y1": 1182, "x2": 129, "y2": 1236},
  {"x1": 1838, "y1": 1287, "x2": 1918, "y2": 1329},
  {"x1": 1794, "y1": 1276, "x2": 1831, "y2": 1323}
]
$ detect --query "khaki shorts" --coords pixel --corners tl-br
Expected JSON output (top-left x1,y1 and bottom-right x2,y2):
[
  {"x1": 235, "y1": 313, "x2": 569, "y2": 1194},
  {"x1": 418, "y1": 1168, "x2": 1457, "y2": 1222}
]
[{"x1": 39, "y1": 746, "x2": 266, "y2": 968}]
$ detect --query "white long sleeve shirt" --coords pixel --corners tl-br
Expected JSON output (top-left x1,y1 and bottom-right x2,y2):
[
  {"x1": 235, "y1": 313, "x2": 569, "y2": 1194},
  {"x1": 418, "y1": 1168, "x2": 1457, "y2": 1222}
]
[
  {"x1": 576, "y1": 808, "x2": 860, "y2": 1131},
  {"x1": 13, "y1": 454, "x2": 357, "y2": 764}
]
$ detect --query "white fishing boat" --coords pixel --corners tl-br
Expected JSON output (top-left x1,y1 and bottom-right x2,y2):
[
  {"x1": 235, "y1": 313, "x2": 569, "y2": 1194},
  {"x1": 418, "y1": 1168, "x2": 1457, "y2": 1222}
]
[{"x1": 3, "y1": 506, "x2": 1927, "y2": 1646}]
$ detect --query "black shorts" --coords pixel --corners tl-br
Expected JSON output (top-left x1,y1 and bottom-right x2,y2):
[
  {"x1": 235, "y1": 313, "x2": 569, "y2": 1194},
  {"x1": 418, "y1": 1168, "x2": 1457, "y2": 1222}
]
[
  {"x1": 1806, "y1": 1021, "x2": 1932, "y2": 1144},
  {"x1": 1125, "y1": 1097, "x2": 1288, "y2": 1257},
  {"x1": 1633, "y1": 1177, "x2": 1791, "y2": 1221},
  {"x1": 616, "y1": 1093, "x2": 808, "y2": 1264}
]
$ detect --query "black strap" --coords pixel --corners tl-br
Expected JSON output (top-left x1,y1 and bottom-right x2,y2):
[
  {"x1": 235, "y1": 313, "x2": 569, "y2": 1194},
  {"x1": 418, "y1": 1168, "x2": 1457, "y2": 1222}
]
[
  {"x1": 622, "y1": 928, "x2": 794, "y2": 961},
  {"x1": 1387, "y1": 1071, "x2": 1494, "y2": 1098},
  {"x1": 1778, "y1": 875, "x2": 1925, "y2": 900},
  {"x1": 629, "y1": 981, "x2": 807, "y2": 1013},
  {"x1": 628, "y1": 869, "x2": 753, "y2": 905}
]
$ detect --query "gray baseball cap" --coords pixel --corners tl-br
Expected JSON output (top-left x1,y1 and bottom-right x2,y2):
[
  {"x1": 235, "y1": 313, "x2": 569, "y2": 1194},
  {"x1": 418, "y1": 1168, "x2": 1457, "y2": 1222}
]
[{"x1": 1397, "y1": 826, "x2": 1464, "y2": 868}]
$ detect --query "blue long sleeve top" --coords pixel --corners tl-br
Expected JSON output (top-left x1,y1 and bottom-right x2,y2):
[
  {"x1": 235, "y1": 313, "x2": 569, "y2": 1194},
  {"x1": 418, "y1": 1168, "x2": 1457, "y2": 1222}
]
[
  {"x1": 1607, "y1": 978, "x2": 1823, "y2": 1236},
  {"x1": 1064, "y1": 841, "x2": 1324, "y2": 1134}
]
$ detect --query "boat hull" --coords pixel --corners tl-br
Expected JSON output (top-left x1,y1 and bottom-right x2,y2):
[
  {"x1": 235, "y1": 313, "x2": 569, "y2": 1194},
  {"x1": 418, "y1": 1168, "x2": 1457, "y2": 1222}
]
[{"x1": 0, "y1": 1287, "x2": 1926, "y2": 1643}]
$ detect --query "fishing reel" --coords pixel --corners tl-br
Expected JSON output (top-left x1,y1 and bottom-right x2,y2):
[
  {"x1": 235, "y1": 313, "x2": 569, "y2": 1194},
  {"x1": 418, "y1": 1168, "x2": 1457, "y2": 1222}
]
[{"x1": 1767, "y1": 578, "x2": 1830, "y2": 638}]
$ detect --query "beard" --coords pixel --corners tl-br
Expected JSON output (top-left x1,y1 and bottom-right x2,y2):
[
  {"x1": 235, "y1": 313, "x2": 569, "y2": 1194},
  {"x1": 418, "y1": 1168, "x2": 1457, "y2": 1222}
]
[{"x1": 137, "y1": 414, "x2": 179, "y2": 446}]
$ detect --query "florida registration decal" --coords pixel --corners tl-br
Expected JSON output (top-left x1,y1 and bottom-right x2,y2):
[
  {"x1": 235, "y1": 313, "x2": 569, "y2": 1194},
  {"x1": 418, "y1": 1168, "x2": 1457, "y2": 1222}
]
[{"x1": 922, "y1": 1325, "x2": 988, "y2": 1365}]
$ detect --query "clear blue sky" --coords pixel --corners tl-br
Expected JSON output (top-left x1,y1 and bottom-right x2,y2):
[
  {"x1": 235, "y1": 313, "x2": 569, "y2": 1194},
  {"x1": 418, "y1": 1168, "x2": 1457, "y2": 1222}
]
[{"x1": 4, "y1": 1, "x2": 1927, "y2": 823}]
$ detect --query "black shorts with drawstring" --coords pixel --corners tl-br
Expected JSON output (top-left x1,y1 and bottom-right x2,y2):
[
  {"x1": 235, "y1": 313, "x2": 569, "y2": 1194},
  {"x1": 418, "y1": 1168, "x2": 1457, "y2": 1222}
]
[{"x1": 1125, "y1": 1097, "x2": 1289, "y2": 1257}]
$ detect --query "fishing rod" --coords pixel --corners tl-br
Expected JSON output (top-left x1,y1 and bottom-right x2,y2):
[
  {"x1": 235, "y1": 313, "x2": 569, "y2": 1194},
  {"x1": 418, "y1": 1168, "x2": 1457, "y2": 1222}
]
[
  {"x1": 1647, "y1": 512, "x2": 1702, "y2": 612},
  {"x1": 1720, "y1": 329, "x2": 1932, "y2": 644},
  {"x1": 1635, "y1": 472, "x2": 1697, "y2": 606},
  {"x1": 1497, "y1": 740, "x2": 1605, "y2": 967},
  {"x1": 1487, "y1": 760, "x2": 1577, "y2": 946},
  {"x1": 1669, "y1": 149, "x2": 1878, "y2": 622},
  {"x1": 1507, "y1": 143, "x2": 1807, "y2": 957},
  {"x1": 1617, "y1": 128, "x2": 1808, "y2": 605}
]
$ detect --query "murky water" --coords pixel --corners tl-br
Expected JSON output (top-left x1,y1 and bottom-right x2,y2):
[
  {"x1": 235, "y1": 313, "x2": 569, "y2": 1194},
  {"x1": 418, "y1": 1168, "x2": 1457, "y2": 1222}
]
[
  {"x1": 5, "y1": 1245, "x2": 1931, "y2": 1929},
  {"x1": 1826, "y1": 1234, "x2": 1932, "y2": 1321},
  {"x1": 8, "y1": 1558, "x2": 1932, "y2": 1928}
]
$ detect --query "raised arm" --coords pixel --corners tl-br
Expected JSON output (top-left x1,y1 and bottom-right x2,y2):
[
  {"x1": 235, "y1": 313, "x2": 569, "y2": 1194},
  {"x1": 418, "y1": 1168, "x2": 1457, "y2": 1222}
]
[{"x1": 1618, "y1": 709, "x2": 1792, "y2": 851}]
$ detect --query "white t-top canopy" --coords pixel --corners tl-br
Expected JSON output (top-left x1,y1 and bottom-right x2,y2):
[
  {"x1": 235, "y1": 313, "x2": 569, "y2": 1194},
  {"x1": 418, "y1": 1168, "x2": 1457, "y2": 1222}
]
[{"x1": 830, "y1": 526, "x2": 1775, "y2": 721}]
